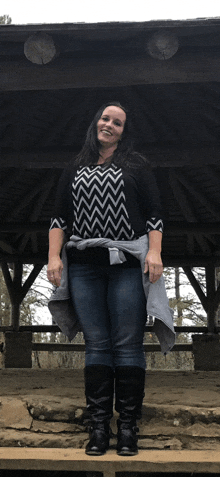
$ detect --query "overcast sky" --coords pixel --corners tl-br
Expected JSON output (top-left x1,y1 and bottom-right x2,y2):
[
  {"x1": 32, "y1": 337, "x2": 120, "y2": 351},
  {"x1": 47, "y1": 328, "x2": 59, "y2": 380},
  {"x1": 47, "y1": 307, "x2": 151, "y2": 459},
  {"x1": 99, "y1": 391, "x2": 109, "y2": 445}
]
[{"x1": 1, "y1": 0, "x2": 220, "y2": 24}]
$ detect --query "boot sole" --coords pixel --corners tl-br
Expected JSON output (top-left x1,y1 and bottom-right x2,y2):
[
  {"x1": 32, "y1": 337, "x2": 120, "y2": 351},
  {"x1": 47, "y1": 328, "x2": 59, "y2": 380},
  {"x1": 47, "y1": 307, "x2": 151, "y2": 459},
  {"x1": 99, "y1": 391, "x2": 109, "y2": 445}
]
[
  {"x1": 117, "y1": 449, "x2": 138, "y2": 456},
  {"x1": 85, "y1": 450, "x2": 107, "y2": 456}
]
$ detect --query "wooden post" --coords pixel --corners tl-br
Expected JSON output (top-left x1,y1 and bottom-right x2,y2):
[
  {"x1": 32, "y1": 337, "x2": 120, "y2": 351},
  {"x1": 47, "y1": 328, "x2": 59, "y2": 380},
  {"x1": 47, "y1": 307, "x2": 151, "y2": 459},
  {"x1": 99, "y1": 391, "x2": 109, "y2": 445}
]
[
  {"x1": 183, "y1": 265, "x2": 220, "y2": 369},
  {"x1": 183, "y1": 265, "x2": 219, "y2": 333},
  {"x1": 1, "y1": 262, "x2": 43, "y2": 329},
  {"x1": 1, "y1": 262, "x2": 22, "y2": 331},
  {"x1": 205, "y1": 264, "x2": 216, "y2": 333},
  {"x1": 11, "y1": 263, "x2": 23, "y2": 331},
  {"x1": 1, "y1": 262, "x2": 43, "y2": 367}
]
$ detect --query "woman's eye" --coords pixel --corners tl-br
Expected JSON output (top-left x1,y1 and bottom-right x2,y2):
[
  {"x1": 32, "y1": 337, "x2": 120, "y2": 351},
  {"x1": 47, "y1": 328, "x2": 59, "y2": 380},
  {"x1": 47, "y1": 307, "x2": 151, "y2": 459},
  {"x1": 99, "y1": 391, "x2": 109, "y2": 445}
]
[{"x1": 100, "y1": 117, "x2": 121, "y2": 127}]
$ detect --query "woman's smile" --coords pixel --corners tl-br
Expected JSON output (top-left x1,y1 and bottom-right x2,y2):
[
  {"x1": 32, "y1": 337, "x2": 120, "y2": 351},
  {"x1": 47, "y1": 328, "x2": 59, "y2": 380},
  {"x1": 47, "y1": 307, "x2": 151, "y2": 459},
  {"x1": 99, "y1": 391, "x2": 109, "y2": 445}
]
[{"x1": 97, "y1": 105, "x2": 126, "y2": 148}]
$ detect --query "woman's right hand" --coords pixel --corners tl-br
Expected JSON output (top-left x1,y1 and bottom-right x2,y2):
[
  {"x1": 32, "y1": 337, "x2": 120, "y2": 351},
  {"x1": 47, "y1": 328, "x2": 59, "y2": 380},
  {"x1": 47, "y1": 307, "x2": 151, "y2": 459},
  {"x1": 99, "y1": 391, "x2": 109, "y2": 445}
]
[{"x1": 47, "y1": 256, "x2": 63, "y2": 287}]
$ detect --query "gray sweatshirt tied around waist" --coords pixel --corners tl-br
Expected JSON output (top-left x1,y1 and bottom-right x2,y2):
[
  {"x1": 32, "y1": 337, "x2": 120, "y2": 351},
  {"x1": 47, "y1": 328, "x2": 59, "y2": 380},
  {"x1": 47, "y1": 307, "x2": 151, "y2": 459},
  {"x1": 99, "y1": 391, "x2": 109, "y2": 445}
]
[{"x1": 48, "y1": 234, "x2": 175, "y2": 355}]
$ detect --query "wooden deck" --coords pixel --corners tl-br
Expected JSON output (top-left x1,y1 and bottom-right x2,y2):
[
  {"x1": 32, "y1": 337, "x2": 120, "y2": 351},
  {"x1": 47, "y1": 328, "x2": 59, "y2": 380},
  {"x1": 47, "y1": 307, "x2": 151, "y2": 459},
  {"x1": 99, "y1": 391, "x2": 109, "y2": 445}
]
[{"x1": 1, "y1": 448, "x2": 220, "y2": 476}]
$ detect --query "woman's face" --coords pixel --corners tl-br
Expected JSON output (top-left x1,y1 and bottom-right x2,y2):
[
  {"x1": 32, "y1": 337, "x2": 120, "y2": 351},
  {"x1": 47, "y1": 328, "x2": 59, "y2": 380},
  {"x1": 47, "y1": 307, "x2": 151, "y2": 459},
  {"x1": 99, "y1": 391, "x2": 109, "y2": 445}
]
[{"x1": 97, "y1": 106, "x2": 126, "y2": 149}]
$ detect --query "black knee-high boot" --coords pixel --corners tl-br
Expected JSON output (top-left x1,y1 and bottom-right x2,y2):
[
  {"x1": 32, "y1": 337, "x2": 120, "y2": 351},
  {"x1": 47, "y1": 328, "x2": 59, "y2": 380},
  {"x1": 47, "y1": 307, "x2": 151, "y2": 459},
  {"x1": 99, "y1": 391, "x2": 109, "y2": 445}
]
[
  {"x1": 115, "y1": 366, "x2": 145, "y2": 456},
  {"x1": 85, "y1": 365, "x2": 114, "y2": 455}
]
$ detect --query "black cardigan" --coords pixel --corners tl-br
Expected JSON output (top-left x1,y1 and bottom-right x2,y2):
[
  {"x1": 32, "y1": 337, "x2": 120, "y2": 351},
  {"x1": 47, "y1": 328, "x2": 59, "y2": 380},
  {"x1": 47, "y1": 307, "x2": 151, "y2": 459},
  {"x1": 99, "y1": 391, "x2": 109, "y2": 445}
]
[{"x1": 50, "y1": 160, "x2": 163, "y2": 239}]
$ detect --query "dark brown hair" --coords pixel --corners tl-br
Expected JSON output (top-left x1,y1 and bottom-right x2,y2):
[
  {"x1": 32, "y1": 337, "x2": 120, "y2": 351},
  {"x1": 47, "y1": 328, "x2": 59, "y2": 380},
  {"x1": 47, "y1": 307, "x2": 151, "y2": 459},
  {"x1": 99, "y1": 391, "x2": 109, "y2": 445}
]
[{"x1": 75, "y1": 101, "x2": 149, "y2": 169}]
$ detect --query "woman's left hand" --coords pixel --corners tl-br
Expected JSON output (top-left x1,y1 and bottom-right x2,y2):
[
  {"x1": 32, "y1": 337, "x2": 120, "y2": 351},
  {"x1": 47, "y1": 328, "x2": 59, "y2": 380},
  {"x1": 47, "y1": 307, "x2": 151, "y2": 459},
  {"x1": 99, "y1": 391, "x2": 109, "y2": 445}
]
[{"x1": 144, "y1": 250, "x2": 163, "y2": 283}]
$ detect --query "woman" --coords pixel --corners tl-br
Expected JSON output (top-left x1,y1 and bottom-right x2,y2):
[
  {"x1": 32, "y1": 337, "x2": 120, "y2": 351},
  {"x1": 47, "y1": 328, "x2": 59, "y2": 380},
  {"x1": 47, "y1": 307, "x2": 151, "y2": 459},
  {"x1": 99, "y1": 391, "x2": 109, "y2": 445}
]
[{"x1": 47, "y1": 102, "x2": 164, "y2": 456}]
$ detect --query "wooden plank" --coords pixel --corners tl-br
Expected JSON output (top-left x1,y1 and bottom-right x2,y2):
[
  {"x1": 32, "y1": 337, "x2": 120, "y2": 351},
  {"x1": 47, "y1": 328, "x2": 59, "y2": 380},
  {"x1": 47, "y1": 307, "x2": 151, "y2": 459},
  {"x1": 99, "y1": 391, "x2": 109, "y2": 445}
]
[
  {"x1": 1, "y1": 448, "x2": 220, "y2": 474},
  {"x1": 1, "y1": 50, "x2": 220, "y2": 91},
  {"x1": 31, "y1": 342, "x2": 193, "y2": 352},
  {"x1": 0, "y1": 325, "x2": 209, "y2": 333}
]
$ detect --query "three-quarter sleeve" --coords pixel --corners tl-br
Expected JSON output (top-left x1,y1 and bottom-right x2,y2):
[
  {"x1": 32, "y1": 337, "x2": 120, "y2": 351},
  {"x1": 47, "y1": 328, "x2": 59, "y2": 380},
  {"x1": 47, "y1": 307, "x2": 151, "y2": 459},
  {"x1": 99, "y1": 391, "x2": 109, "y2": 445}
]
[
  {"x1": 146, "y1": 217, "x2": 164, "y2": 233},
  {"x1": 135, "y1": 165, "x2": 164, "y2": 234},
  {"x1": 49, "y1": 163, "x2": 76, "y2": 236},
  {"x1": 49, "y1": 216, "x2": 68, "y2": 232}
]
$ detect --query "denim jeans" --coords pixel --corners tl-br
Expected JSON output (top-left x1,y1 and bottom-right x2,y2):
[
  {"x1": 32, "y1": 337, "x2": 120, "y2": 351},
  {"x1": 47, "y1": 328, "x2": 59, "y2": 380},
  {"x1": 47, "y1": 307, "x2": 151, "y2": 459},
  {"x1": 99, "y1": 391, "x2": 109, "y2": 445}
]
[{"x1": 68, "y1": 262, "x2": 146, "y2": 369}]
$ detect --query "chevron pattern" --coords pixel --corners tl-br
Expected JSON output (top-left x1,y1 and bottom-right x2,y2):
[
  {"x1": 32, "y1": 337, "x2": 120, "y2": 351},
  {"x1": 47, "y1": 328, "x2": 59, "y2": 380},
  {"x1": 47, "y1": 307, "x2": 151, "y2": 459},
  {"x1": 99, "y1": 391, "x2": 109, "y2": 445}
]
[
  {"x1": 50, "y1": 216, "x2": 67, "y2": 231},
  {"x1": 146, "y1": 217, "x2": 164, "y2": 233},
  {"x1": 72, "y1": 164, "x2": 135, "y2": 240}
]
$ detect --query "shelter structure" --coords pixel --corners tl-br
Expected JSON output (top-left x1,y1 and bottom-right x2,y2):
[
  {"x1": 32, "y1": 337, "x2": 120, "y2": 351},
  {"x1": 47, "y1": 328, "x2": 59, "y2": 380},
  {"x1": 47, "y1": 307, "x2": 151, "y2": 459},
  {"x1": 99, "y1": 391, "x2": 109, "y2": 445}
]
[{"x1": 1, "y1": 18, "x2": 220, "y2": 368}]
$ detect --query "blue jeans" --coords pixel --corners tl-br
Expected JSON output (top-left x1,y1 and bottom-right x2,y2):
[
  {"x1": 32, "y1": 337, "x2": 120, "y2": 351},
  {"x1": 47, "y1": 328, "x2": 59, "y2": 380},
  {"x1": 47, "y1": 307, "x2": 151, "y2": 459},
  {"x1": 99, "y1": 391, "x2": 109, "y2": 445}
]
[{"x1": 68, "y1": 263, "x2": 146, "y2": 369}]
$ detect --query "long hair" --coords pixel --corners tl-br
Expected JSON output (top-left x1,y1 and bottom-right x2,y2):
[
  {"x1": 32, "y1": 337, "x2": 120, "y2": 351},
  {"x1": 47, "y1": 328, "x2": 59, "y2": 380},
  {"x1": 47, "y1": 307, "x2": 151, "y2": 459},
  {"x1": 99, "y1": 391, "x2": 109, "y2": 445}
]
[{"x1": 75, "y1": 101, "x2": 149, "y2": 169}]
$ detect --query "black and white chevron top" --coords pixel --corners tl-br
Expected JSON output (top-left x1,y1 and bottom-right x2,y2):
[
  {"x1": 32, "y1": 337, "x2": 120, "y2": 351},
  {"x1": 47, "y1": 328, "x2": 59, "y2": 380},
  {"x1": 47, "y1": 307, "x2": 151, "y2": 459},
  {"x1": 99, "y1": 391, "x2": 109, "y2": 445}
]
[
  {"x1": 50, "y1": 161, "x2": 163, "y2": 241},
  {"x1": 72, "y1": 164, "x2": 135, "y2": 240}
]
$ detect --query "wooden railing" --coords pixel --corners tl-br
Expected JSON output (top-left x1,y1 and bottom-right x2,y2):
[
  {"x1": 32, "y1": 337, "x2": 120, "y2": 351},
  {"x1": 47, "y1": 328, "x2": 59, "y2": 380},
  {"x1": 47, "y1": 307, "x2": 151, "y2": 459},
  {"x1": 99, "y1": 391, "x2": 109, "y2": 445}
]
[{"x1": 1, "y1": 325, "x2": 217, "y2": 354}]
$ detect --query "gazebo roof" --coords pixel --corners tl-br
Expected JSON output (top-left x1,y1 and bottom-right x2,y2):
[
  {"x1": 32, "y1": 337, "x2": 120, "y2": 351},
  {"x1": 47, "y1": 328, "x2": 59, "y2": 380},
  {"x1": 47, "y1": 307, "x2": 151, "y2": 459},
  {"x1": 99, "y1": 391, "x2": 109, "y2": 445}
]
[{"x1": 1, "y1": 18, "x2": 220, "y2": 266}]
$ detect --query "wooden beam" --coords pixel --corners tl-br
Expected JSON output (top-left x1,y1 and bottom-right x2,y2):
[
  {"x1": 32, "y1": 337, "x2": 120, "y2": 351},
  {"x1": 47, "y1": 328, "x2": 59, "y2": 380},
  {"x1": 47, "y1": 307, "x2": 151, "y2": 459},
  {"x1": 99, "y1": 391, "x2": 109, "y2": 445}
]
[
  {"x1": 0, "y1": 170, "x2": 56, "y2": 222},
  {"x1": 0, "y1": 253, "x2": 48, "y2": 264},
  {"x1": 0, "y1": 325, "x2": 209, "y2": 333},
  {"x1": 0, "y1": 223, "x2": 49, "y2": 232},
  {"x1": 30, "y1": 173, "x2": 56, "y2": 220},
  {"x1": 21, "y1": 264, "x2": 43, "y2": 301},
  {"x1": 0, "y1": 18, "x2": 220, "y2": 37},
  {"x1": 1, "y1": 146, "x2": 220, "y2": 168},
  {"x1": 166, "y1": 223, "x2": 220, "y2": 234},
  {"x1": 194, "y1": 234, "x2": 212, "y2": 255},
  {"x1": 183, "y1": 266, "x2": 208, "y2": 311},
  {"x1": 1, "y1": 262, "x2": 15, "y2": 303},
  {"x1": 1, "y1": 18, "x2": 220, "y2": 36},
  {"x1": 174, "y1": 169, "x2": 220, "y2": 221},
  {"x1": 186, "y1": 233, "x2": 194, "y2": 255},
  {"x1": 163, "y1": 256, "x2": 220, "y2": 267},
  {"x1": 1, "y1": 262, "x2": 23, "y2": 330},
  {"x1": 1, "y1": 252, "x2": 220, "y2": 267},
  {"x1": 205, "y1": 264, "x2": 217, "y2": 333},
  {"x1": 18, "y1": 234, "x2": 31, "y2": 253},
  {"x1": 15, "y1": 173, "x2": 56, "y2": 254},
  {"x1": 31, "y1": 342, "x2": 192, "y2": 352},
  {"x1": 31, "y1": 233, "x2": 38, "y2": 254},
  {"x1": 0, "y1": 152, "x2": 71, "y2": 169},
  {"x1": 1, "y1": 49, "x2": 220, "y2": 91},
  {"x1": 0, "y1": 262, "x2": 44, "y2": 330},
  {"x1": 169, "y1": 171, "x2": 197, "y2": 222},
  {"x1": 0, "y1": 240, "x2": 16, "y2": 254},
  {"x1": 0, "y1": 170, "x2": 25, "y2": 193}
]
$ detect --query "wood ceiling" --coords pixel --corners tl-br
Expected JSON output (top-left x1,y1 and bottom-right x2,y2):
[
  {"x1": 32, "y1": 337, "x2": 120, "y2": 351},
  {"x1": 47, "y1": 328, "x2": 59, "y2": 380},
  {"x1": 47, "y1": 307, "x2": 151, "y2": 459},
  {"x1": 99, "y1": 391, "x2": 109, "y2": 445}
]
[{"x1": 1, "y1": 19, "x2": 220, "y2": 266}]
